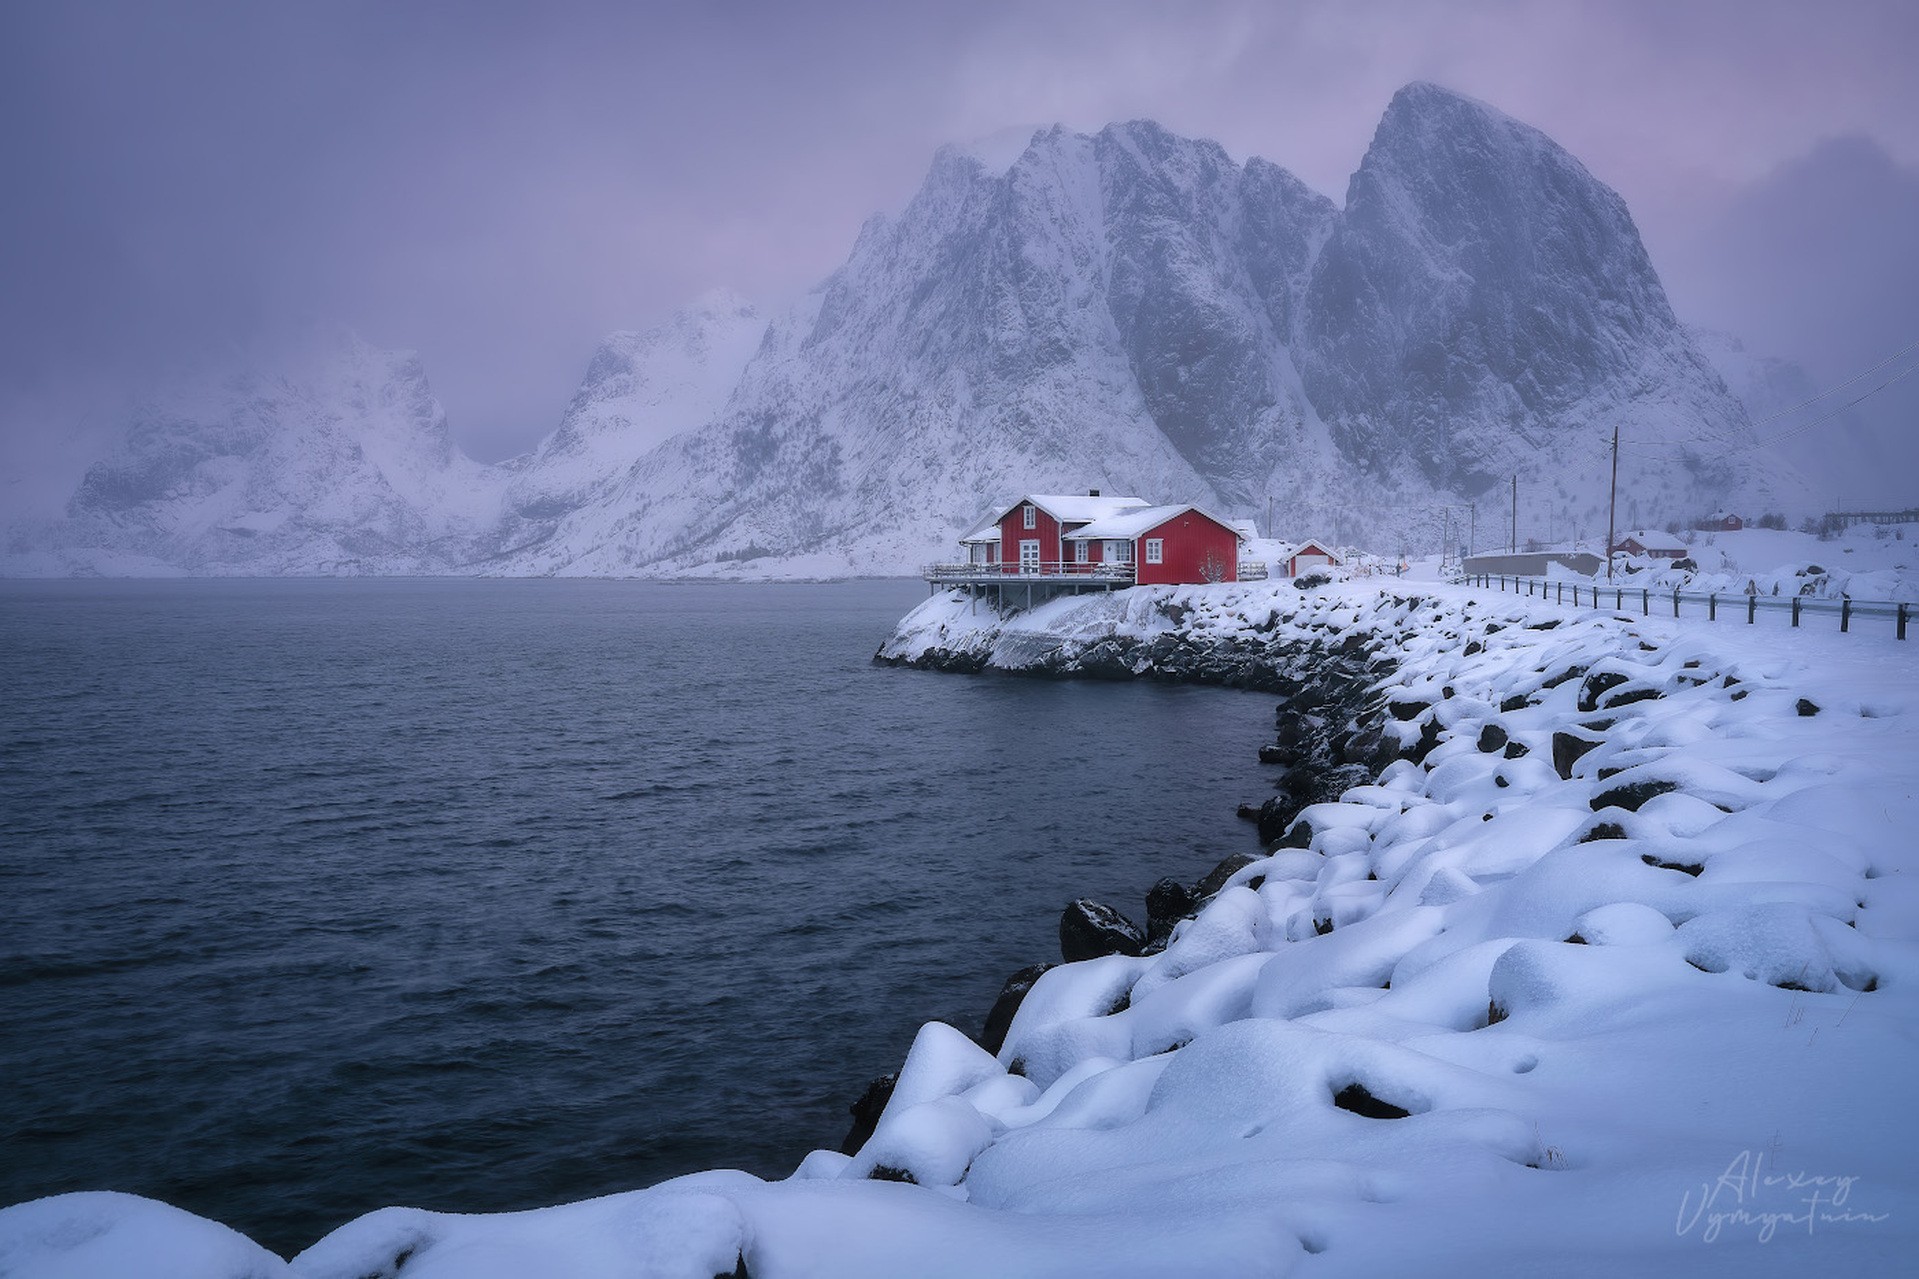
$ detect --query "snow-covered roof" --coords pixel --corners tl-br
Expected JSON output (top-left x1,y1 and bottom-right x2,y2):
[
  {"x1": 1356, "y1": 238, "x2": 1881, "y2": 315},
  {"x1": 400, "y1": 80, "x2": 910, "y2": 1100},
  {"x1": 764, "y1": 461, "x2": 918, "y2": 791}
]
[
  {"x1": 958, "y1": 524, "x2": 1000, "y2": 544},
  {"x1": 989, "y1": 494, "x2": 1151, "y2": 526},
  {"x1": 1289, "y1": 537, "x2": 1340, "y2": 558},
  {"x1": 1616, "y1": 530, "x2": 1685, "y2": 550},
  {"x1": 1062, "y1": 503, "x2": 1243, "y2": 542}
]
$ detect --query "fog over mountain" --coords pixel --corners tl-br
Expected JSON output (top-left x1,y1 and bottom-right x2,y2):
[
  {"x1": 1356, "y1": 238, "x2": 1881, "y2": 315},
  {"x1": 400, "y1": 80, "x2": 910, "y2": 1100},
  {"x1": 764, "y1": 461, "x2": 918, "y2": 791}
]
[
  {"x1": 0, "y1": 85, "x2": 1832, "y2": 577},
  {"x1": 1660, "y1": 136, "x2": 1919, "y2": 508}
]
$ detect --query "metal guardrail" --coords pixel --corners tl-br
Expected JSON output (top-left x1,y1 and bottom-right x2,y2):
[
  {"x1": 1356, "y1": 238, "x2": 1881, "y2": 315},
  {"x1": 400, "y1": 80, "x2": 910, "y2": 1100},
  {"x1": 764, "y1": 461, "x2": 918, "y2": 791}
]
[{"x1": 1469, "y1": 573, "x2": 1911, "y2": 641}]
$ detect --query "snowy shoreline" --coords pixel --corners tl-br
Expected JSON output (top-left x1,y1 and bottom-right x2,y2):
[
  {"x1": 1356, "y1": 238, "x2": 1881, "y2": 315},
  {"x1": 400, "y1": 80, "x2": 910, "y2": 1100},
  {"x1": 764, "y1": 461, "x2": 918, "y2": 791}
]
[{"x1": 6, "y1": 580, "x2": 1916, "y2": 1276}]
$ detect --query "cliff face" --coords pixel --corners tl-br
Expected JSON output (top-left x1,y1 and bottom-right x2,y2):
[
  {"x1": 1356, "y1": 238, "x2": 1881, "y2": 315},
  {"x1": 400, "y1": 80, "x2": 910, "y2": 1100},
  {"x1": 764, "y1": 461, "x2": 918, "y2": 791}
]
[{"x1": 1299, "y1": 83, "x2": 1738, "y2": 495}]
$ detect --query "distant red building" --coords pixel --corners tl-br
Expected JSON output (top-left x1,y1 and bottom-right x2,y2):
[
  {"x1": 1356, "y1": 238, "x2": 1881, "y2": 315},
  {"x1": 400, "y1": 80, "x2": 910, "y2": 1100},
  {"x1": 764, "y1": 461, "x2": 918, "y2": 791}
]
[{"x1": 1284, "y1": 539, "x2": 1341, "y2": 577}]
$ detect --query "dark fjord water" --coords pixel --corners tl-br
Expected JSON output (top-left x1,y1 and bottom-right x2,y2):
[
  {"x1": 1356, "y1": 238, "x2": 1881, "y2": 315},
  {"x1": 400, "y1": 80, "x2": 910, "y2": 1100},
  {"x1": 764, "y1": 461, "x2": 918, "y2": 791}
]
[{"x1": 0, "y1": 579, "x2": 1276, "y2": 1256}]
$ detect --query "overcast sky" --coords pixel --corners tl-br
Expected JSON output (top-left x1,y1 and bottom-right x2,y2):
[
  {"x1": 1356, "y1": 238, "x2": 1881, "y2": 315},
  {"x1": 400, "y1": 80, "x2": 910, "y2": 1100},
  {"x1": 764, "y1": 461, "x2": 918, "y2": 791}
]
[{"x1": 2, "y1": 0, "x2": 1915, "y2": 497}]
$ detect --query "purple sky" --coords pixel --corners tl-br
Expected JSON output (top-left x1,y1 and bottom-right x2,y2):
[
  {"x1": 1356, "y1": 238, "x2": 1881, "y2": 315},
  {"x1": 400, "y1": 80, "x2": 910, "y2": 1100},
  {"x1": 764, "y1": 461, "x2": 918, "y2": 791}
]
[{"x1": 2, "y1": 0, "x2": 1915, "y2": 500}]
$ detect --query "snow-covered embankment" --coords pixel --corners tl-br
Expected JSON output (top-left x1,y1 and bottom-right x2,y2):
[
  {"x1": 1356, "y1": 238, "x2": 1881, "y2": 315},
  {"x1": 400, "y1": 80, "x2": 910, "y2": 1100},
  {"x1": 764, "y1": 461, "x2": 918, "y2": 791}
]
[{"x1": 5, "y1": 580, "x2": 1915, "y2": 1277}]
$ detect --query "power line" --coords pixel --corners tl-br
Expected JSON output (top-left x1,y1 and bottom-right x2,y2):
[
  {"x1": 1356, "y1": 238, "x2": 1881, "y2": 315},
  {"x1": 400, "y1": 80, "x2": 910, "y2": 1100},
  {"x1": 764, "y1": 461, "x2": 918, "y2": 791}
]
[
  {"x1": 1751, "y1": 360, "x2": 1919, "y2": 449},
  {"x1": 1742, "y1": 337, "x2": 1919, "y2": 429}
]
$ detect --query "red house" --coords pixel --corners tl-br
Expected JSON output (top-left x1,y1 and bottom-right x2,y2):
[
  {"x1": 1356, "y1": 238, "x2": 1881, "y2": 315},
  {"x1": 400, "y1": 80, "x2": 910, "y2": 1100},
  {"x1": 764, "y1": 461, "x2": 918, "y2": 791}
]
[{"x1": 927, "y1": 491, "x2": 1257, "y2": 593}]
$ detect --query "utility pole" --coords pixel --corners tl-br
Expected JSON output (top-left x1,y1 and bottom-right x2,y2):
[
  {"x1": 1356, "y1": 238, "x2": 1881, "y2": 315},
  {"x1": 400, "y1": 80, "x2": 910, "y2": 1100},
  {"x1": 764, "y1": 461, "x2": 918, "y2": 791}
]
[
  {"x1": 1510, "y1": 474, "x2": 1517, "y2": 553},
  {"x1": 1605, "y1": 424, "x2": 1620, "y2": 581},
  {"x1": 1468, "y1": 504, "x2": 1476, "y2": 558}
]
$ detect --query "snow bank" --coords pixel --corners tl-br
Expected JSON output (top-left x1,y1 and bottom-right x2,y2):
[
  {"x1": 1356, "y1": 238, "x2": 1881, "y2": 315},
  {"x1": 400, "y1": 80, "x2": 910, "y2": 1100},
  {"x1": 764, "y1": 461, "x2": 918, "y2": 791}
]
[{"x1": 8, "y1": 579, "x2": 1915, "y2": 1276}]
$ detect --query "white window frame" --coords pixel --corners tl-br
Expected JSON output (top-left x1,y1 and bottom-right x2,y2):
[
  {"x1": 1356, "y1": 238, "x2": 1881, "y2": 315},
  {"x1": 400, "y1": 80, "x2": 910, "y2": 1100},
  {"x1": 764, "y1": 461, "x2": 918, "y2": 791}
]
[
  {"x1": 1074, "y1": 540, "x2": 1088, "y2": 564},
  {"x1": 1144, "y1": 538, "x2": 1164, "y2": 565},
  {"x1": 1109, "y1": 540, "x2": 1131, "y2": 563},
  {"x1": 1022, "y1": 504, "x2": 1036, "y2": 529},
  {"x1": 1019, "y1": 539, "x2": 1040, "y2": 574}
]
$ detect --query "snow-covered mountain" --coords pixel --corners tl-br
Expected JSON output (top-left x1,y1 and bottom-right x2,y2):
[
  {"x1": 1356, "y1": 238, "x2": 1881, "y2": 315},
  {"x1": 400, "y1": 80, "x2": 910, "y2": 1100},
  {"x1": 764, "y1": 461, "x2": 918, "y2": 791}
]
[
  {"x1": 492, "y1": 120, "x2": 1342, "y2": 576},
  {"x1": 7, "y1": 83, "x2": 1807, "y2": 577},
  {"x1": 484, "y1": 291, "x2": 766, "y2": 568},
  {"x1": 4, "y1": 329, "x2": 502, "y2": 576}
]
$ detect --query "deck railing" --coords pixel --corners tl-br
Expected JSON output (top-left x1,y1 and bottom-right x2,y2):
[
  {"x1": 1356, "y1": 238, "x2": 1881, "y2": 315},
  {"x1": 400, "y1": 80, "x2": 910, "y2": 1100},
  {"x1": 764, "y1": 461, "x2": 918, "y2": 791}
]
[
  {"x1": 923, "y1": 560, "x2": 1274, "y2": 584},
  {"x1": 923, "y1": 561, "x2": 1137, "y2": 583},
  {"x1": 1469, "y1": 573, "x2": 1911, "y2": 641}
]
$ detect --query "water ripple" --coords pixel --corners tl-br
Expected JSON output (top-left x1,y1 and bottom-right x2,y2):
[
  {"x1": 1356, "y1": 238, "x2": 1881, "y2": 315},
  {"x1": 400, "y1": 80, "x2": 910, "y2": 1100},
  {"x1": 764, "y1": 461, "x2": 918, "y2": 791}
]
[{"x1": 0, "y1": 578, "x2": 1274, "y2": 1256}]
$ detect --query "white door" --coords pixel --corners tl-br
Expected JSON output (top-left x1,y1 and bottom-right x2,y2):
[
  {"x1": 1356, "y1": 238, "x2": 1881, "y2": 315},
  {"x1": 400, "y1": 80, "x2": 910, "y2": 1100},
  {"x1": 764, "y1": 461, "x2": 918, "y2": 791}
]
[{"x1": 1019, "y1": 539, "x2": 1040, "y2": 574}]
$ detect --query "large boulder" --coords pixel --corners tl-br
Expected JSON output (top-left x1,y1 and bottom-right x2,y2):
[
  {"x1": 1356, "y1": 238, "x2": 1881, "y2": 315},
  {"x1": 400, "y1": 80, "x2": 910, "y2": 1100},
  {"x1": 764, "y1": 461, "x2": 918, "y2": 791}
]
[
  {"x1": 1059, "y1": 899, "x2": 1146, "y2": 962},
  {"x1": 1145, "y1": 877, "x2": 1199, "y2": 949}
]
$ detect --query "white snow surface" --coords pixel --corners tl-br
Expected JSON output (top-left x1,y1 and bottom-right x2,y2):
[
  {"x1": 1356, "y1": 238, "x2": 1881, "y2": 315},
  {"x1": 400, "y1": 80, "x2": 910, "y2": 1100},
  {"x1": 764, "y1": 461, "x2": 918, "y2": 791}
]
[{"x1": 7, "y1": 581, "x2": 1915, "y2": 1275}]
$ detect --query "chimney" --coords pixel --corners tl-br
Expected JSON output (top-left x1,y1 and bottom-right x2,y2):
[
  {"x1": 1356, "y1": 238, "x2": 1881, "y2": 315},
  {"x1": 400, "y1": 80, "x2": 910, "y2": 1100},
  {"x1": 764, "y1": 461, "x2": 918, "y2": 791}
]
[{"x1": 1088, "y1": 488, "x2": 1100, "y2": 497}]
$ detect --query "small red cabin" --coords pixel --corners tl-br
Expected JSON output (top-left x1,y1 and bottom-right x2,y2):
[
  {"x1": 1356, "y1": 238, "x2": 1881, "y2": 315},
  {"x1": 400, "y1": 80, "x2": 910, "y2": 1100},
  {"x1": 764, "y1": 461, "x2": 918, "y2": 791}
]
[{"x1": 930, "y1": 490, "x2": 1253, "y2": 588}]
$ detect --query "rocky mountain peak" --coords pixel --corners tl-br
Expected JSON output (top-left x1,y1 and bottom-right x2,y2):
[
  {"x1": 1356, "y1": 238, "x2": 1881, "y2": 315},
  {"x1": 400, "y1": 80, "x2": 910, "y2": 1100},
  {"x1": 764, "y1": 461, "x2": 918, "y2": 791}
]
[
  {"x1": 1301, "y1": 80, "x2": 1705, "y2": 495},
  {"x1": 11, "y1": 85, "x2": 1804, "y2": 578}
]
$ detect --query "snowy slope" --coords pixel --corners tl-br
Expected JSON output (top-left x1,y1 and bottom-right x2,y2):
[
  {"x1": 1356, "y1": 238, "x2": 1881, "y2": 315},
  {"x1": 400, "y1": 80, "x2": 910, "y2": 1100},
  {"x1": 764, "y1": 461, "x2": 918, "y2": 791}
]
[{"x1": 7, "y1": 582, "x2": 1912, "y2": 1274}]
